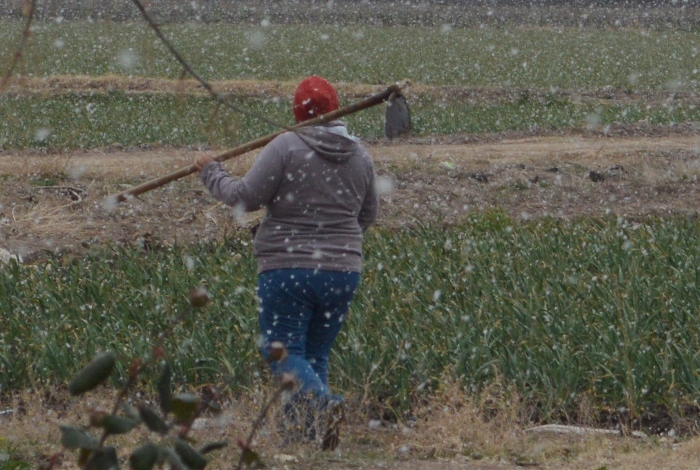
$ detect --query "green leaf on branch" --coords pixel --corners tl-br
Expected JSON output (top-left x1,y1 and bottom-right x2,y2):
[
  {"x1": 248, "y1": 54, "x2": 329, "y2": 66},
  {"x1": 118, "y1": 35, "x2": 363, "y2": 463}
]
[
  {"x1": 101, "y1": 414, "x2": 140, "y2": 434},
  {"x1": 199, "y1": 441, "x2": 227, "y2": 455},
  {"x1": 129, "y1": 442, "x2": 162, "y2": 470},
  {"x1": 175, "y1": 438, "x2": 208, "y2": 470},
  {"x1": 171, "y1": 393, "x2": 200, "y2": 425},
  {"x1": 165, "y1": 448, "x2": 189, "y2": 470},
  {"x1": 122, "y1": 403, "x2": 141, "y2": 421},
  {"x1": 68, "y1": 351, "x2": 116, "y2": 396},
  {"x1": 85, "y1": 446, "x2": 119, "y2": 470},
  {"x1": 59, "y1": 425, "x2": 99, "y2": 450},
  {"x1": 78, "y1": 448, "x2": 92, "y2": 467},
  {"x1": 157, "y1": 363, "x2": 172, "y2": 415},
  {"x1": 138, "y1": 406, "x2": 170, "y2": 435}
]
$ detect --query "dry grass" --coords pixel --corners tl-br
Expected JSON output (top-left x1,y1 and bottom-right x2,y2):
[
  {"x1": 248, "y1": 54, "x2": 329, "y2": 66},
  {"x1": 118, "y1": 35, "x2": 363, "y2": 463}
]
[
  {"x1": 1, "y1": 146, "x2": 255, "y2": 182},
  {"x1": 5, "y1": 383, "x2": 700, "y2": 470},
  {"x1": 0, "y1": 387, "x2": 272, "y2": 469}
]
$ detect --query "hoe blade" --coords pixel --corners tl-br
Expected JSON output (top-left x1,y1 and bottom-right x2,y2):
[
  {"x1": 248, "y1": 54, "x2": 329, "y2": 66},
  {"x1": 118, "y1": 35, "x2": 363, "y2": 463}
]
[{"x1": 385, "y1": 92, "x2": 411, "y2": 140}]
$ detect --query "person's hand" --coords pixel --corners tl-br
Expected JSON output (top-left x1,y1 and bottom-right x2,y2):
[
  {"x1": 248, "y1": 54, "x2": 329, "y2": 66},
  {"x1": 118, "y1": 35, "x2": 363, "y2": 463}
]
[{"x1": 194, "y1": 154, "x2": 215, "y2": 171}]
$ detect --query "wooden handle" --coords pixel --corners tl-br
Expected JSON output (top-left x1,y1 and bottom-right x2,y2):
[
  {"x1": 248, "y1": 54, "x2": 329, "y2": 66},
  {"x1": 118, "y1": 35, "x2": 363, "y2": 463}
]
[{"x1": 111, "y1": 83, "x2": 403, "y2": 203}]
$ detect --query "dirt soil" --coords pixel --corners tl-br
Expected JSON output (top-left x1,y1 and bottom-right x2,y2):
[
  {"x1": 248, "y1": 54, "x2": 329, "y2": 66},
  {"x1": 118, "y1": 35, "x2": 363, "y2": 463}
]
[{"x1": 1, "y1": 125, "x2": 699, "y2": 261}]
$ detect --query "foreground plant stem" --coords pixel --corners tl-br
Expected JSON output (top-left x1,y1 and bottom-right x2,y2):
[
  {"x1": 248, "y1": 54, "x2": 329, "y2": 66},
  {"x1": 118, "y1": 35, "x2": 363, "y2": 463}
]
[
  {"x1": 235, "y1": 382, "x2": 290, "y2": 470},
  {"x1": 0, "y1": 0, "x2": 35, "y2": 91},
  {"x1": 81, "y1": 303, "x2": 197, "y2": 469},
  {"x1": 129, "y1": 0, "x2": 289, "y2": 132}
]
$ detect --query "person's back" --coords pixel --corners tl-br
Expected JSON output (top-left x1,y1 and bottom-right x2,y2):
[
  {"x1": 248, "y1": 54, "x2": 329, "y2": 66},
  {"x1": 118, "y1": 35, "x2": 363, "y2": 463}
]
[
  {"x1": 252, "y1": 123, "x2": 376, "y2": 272},
  {"x1": 194, "y1": 76, "x2": 378, "y2": 451}
]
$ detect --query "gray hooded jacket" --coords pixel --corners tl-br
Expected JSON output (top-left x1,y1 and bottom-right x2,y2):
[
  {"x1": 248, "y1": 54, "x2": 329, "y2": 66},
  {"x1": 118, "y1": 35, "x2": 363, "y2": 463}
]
[{"x1": 200, "y1": 121, "x2": 378, "y2": 273}]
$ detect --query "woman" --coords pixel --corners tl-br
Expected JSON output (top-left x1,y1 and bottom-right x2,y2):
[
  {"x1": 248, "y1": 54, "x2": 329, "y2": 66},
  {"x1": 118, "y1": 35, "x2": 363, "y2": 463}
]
[{"x1": 194, "y1": 76, "x2": 378, "y2": 449}]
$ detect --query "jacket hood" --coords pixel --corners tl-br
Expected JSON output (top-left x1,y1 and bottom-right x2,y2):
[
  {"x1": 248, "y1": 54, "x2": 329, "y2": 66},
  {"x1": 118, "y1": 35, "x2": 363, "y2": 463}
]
[{"x1": 295, "y1": 121, "x2": 360, "y2": 163}]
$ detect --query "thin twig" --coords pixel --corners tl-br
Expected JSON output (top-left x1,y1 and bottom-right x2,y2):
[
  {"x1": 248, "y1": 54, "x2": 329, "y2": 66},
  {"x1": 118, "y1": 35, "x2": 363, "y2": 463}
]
[
  {"x1": 235, "y1": 384, "x2": 288, "y2": 470},
  {"x1": 79, "y1": 357, "x2": 149, "y2": 469},
  {"x1": 40, "y1": 198, "x2": 84, "y2": 218},
  {"x1": 1, "y1": 0, "x2": 36, "y2": 92},
  {"x1": 129, "y1": 0, "x2": 292, "y2": 133},
  {"x1": 203, "y1": 201, "x2": 224, "y2": 214},
  {"x1": 28, "y1": 185, "x2": 84, "y2": 194}
]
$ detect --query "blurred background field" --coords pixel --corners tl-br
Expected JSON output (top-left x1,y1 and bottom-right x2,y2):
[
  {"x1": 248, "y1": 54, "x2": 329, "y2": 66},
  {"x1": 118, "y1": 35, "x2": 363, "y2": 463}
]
[{"x1": 1, "y1": 6, "x2": 699, "y2": 150}]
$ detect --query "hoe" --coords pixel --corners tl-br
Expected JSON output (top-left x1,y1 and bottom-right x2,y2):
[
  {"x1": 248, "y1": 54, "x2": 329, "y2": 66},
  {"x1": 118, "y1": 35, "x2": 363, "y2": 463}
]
[{"x1": 109, "y1": 84, "x2": 411, "y2": 204}]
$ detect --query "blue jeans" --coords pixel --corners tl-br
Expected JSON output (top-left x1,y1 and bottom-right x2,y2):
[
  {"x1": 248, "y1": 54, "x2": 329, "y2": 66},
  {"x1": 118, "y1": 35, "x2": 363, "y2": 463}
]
[{"x1": 258, "y1": 268, "x2": 360, "y2": 399}]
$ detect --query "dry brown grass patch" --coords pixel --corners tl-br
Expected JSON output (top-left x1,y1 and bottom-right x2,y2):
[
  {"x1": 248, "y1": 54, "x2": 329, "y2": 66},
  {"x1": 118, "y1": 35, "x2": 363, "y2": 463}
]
[
  {"x1": 7, "y1": 386, "x2": 700, "y2": 469},
  {"x1": 398, "y1": 377, "x2": 525, "y2": 462}
]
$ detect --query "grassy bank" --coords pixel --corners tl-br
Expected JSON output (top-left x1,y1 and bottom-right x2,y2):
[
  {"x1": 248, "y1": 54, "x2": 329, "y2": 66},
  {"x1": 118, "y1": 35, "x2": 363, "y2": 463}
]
[
  {"x1": 3, "y1": 213, "x2": 700, "y2": 427},
  {"x1": 2, "y1": 90, "x2": 698, "y2": 149}
]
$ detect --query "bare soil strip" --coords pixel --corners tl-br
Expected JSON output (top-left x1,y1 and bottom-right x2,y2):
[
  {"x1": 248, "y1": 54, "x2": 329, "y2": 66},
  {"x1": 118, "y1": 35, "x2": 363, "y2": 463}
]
[{"x1": 1, "y1": 131, "x2": 699, "y2": 260}]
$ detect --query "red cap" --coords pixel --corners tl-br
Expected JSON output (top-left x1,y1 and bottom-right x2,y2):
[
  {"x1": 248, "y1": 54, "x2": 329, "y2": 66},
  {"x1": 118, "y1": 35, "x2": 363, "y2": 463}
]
[{"x1": 293, "y1": 76, "x2": 340, "y2": 123}]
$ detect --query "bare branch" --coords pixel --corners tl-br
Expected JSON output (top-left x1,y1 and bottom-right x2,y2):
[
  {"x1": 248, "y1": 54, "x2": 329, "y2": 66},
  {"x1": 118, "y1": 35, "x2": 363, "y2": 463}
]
[
  {"x1": 1, "y1": 0, "x2": 36, "y2": 92},
  {"x1": 235, "y1": 383, "x2": 289, "y2": 470},
  {"x1": 129, "y1": 0, "x2": 293, "y2": 132}
]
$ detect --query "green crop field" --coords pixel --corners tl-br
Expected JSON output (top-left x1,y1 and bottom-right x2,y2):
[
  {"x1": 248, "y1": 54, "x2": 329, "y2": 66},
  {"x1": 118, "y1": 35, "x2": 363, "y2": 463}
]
[
  {"x1": 4, "y1": 214, "x2": 700, "y2": 424},
  {"x1": 1, "y1": 22, "x2": 698, "y2": 90},
  {"x1": 1, "y1": 21, "x2": 699, "y2": 150},
  {"x1": 3, "y1": 91, "x2": 698, "y2": 150}
]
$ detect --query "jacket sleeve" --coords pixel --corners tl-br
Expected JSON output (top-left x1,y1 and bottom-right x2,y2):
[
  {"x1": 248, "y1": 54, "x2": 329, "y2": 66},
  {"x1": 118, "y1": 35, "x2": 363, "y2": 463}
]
[
  {"x1": 200, "y1": 138, "x2": 285, "y2": 211},
  {"x1": 358, "y1": 161, "x2": 379, "y2": 231}
]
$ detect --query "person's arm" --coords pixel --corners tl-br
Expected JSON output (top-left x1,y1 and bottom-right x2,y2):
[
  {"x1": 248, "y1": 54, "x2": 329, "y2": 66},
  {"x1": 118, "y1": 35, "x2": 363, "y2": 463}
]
[
  {"x1": 358, "y1": 162, "x2": 379, "y2": 231},
  {"x1": 196, "y1": 138, "x2": 286, "y2": 211}
]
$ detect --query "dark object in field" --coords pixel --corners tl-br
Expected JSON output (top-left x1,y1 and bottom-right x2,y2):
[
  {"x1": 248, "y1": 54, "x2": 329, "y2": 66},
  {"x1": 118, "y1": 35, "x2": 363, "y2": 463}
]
[
  {"x1": 589, "y1": 170, "x2": 606, "y2": 182},
  {"x1": 469, "y1": 172, "x2": 489, "y2": 183},
  {"x1": 385, "y1": 92, "x2": 412, "y2": 139},
  {"x1": 321, "y1": 400, "x2": 346, "y2": 451},
  {"x1": 607, "y1": 164, "x2": 624, "y2": 180}
]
